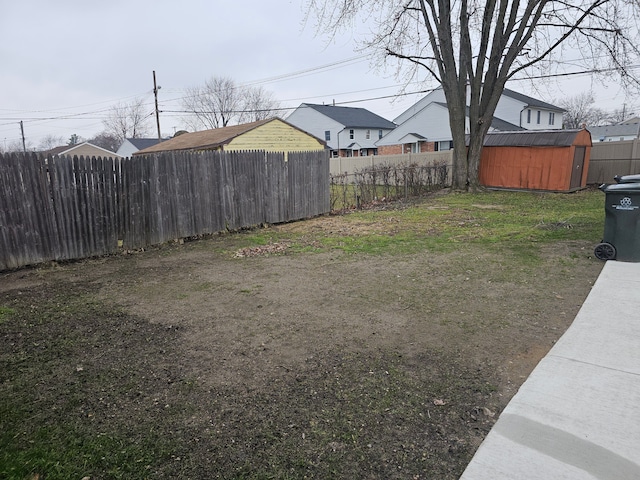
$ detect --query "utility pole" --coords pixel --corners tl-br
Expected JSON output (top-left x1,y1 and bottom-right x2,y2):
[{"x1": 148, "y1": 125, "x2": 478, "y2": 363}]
[
  {"x1": 20, "y1": 121, "x2": 26, "y2": 152},
  {"x1": 153, "y1": 71, "x2": 162, "y2": 140}
]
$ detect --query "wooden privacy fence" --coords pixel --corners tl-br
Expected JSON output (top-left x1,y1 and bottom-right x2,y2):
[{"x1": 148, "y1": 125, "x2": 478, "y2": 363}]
[
  {"x1": 0, "y1": 150, "x2": 329, "y2": 271},
  {"x1": 588, "y1": 139, "x2": 640, "y2": 183}
]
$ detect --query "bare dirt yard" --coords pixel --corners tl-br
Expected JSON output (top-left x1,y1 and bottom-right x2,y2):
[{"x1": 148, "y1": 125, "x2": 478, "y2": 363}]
[{"x1": 0, "y1": 193, "x2": 605, "y2": 479}]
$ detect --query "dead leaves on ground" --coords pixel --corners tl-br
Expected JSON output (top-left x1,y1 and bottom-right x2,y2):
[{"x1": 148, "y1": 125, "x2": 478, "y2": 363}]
[{"x1": 233, "y1": 242, "x2": 289, "y2": 258}]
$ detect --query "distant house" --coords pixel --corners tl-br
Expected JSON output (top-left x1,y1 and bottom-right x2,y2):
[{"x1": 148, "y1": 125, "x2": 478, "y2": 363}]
[
  {"x1": 44, "y1": 142, "x2": 122, "y2": 158},
  {"x1": 116, "y1": 138, "x2": 166, "y2": 157},
  {"x1": 134, "y1": 118, "x2": 326, "y2": 157},
  {"x1": 286, "y1": 103, "x2": 396, "y2": 157},
  {"x1": 588, "y1": 118, "x2": 640, "y2": 142},
  {"x1": 376, "y1": 87, "x2": 564, "y2": 155}
]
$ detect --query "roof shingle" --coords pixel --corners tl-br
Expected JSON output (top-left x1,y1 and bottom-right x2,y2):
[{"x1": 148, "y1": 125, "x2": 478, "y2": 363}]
[
  {"x1": 135, "y1": 119, "x2": 273, "y2": 154},
  {"x1": 302, "y1": 104, "x2": 396, "y2": 129}
]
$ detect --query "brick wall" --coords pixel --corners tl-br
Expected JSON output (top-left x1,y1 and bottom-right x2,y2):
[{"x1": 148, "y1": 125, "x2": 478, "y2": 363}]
[{"x1": 378, "y1": 144, "x2": 403, "y2": 155}]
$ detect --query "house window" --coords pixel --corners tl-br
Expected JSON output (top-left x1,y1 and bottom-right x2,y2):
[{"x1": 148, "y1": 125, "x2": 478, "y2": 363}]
[
  {"x1": 537, "y1": 111, "x2": 541, "y2": 124},
  {"x1": 366, "y1": 130, "x2": 370, "y2": 139},
  {"x1": 378, "y1": 129, "x2": 383, "y2": 139},
  {"x1": 325, "y1": 130, "x2": 331, "y2": 141},
  {"x1": 349, "y1": 129, "x2": 354, "y2": 139},
  {"x1": 434, "y1": 140, "x2": 453, "y2": 151},
  {"x1": 549, "y1": 112, "x2": 555, "y2": 125},
  {"x1": 527, "y1": 109, "x2": 531, "y2": 124}
]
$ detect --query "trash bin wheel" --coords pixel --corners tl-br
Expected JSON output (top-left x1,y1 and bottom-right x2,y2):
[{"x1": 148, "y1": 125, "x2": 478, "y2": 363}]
[{"x1": 594, "y1": 242, "x2": 616, "y2": 261}]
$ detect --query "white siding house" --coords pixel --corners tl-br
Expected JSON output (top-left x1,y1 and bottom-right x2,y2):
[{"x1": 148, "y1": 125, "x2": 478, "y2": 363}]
[
  {"x1": 377, "y1": 103, "x2": 467, "y2": 153},
  {"x1": 498, "y1": 89, "x2": 564, "y2": 130},
  {"x1": 376, "y1": 87, "x2": 564, "y2": 154},
  {"x1": 116, "y1": 138, "x2": 166, "y2": 157},
  {"x1": 287, "y1": 103, "x2": 396, "y2": 157}
]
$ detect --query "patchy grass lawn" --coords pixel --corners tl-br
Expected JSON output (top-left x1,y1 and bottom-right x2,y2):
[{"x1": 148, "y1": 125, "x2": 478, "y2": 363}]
[{"x1": 0, "y1": 188, "x2": 605, "y2": 479}]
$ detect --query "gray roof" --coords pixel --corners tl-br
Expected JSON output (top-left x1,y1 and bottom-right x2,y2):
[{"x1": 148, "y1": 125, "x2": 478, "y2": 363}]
[
  {"x1": 478, "y1": 129, "x2": 587, "y2": 147},
  {"x1": 407, "y1": 132, "x2": 427, "y2": 140},
  {"x1": 127, "y1": 138, "x2": 165, "y2": 150},
  {"x1": 502, "y1": 88, "x2": 565, "y2": 112},
  {"x1": 588, "y1": 123, "x2": 640, "y2": 140},
  {"x1": 490, "y1": 116, "x2": 525, "y2": 131},
  {"x1": 303, "y1": 103, "x2": 396, "y2": 129},
  {"x1": 433, "y1": 102, "x2": 524, "y2": 131}
]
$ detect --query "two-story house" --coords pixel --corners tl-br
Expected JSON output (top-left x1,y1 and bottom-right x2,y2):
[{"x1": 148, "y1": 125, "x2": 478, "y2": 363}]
[
  {"x1": 286, "y1": 103, "x2": 396, "y2": 157},
  {"x1": 376, "y1": 87, "x2": 564, "y2": 155}
]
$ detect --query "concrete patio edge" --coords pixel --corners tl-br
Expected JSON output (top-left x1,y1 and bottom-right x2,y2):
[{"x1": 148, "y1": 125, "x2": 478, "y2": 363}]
[{"x1": 460, "y1": 260, "x2": 640, "y2": 479}]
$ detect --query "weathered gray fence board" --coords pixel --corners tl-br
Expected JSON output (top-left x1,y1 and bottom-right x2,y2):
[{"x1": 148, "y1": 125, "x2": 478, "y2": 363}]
[
  {"x1": 588, "y1": 140, "x2": 640, "y2": 183},
  {"x1": 0, "y1": 149, "x2": 329, "y2": 270}
]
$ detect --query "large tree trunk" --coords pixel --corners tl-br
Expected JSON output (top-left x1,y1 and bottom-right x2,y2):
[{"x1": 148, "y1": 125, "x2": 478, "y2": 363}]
[
  {"x1": 451, "y1": 129, "x2": 468, "y2": 191},
  {"x1": 443, "y1": 80, "x2": 469, "y2": 191},
  {"x1": 467, "y1": 129, "x2": 486, "y2": 191}
]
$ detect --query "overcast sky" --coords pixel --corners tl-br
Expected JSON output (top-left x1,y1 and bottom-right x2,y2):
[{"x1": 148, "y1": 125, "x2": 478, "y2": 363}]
[{"x1": 0, "y1": 0, "x2": 633, "y2": 150}]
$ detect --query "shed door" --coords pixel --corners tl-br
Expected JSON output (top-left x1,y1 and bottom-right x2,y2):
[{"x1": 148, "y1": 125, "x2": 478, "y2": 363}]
[{"x1": 570, "y1": 146, "x2": 586, "y2": 189}]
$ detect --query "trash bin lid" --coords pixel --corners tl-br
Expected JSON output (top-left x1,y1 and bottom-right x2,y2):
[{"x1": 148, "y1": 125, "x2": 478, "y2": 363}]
[
  {"x1": 600, "y1": 182, "x2": 640, "y2": 193},
  {"x1": 614, "y1": 174, "x2": 640, "y2": 183}
]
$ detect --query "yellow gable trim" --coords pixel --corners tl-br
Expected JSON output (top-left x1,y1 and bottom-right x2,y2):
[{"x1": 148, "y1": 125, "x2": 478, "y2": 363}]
[{"x1": 226, "y1": 119, "x2": 324, "y2": 153}]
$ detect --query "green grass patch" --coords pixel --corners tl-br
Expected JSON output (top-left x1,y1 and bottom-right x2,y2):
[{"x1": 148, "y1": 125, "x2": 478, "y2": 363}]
[
  {"x1": 232, "y1": 189, "x2": 604, "y2": 260},
  {"x1": 0, "y1": 286, "x2": 183, "y2": 480},
  {"x1": 0, "y1": 306, "x2": 15, "y2": 324}
]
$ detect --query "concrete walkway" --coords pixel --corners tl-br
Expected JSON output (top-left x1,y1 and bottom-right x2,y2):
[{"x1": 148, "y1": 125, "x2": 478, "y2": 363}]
[{"x1": 460, "y1": 261, "x2": 640, "y2": 479}]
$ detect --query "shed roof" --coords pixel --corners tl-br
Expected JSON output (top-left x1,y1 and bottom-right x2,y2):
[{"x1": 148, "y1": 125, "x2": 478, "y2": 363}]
[
  {"x1": 478, "y1": 129, "x2": 589, "y2": 147},
  {"x1": 301, "y1": 103, "x2": 396, "y2": 129}
]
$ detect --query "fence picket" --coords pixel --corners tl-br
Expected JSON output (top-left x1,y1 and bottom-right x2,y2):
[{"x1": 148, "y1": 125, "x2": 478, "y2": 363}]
[{"x1": 0, "y1": 149, "x2": 330, "y2": 270}]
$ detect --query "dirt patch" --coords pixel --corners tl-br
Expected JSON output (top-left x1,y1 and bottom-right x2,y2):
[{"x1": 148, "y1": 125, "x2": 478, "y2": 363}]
[{"x1": 0, "y1": 217, "x2": 603, "y2": 478}]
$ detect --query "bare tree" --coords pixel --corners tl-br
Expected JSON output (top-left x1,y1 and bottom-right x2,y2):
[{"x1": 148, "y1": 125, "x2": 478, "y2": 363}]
[
  {"x1": 182, "y1": 76, "x2": 280, "y2": 130},
  {"x1": 604, "y1": 106, "x2": 637, "y2": 125},
  {"x1": 102, "y1": 98, "x2": 152, "y2": 144},
  {"x1": 239, "y1": 86, "x2": 281, "y2": 123},
  {"x1": 306, "y1": 0, "x2": 640, "y2": 190},
  {"x1": 89, "y1": 131, "x2": 120, "y2": 153},
  {"x1": 182, "y1": 76, "x2": 240, "y2": 130},
  {"x1": 37, "y1": 134, "x2": 66, "y2": 151},
  {"x1": 559, "y1": 92, "x2": 607, "y2": 128},
  {"x1": 1, "y1": 139, "x2": 34, "y2": 154}
]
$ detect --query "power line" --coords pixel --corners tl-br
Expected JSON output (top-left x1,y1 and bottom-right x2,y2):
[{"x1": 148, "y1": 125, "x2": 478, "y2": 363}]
[{"x1": 3, "y1": 60, "x2": 640, "y2": 144}]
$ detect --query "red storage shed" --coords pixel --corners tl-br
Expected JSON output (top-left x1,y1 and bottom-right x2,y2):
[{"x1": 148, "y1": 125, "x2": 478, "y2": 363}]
[{"x1": 478, "y1": 129, "x2": 592, "y2": 192}]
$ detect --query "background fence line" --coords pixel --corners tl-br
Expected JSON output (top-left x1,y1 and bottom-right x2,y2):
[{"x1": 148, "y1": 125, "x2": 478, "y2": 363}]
[
  {"x1": 588, "y1": 139, "x2": 640, "y2": 183},
  {"x1": 330, "y1": 151, "x2": 454, "y2": 179},
  {"x1": 0, "y1": 150, "x2": 329, "y2": 271},
  {"x1": 330, "y1": 161, "x2": 450, "y2": 211}
]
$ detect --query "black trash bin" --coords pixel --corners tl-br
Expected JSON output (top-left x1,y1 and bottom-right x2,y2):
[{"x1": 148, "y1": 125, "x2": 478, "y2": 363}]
[
  {"x1": 594, "y1": 182, "x2": 640, "y2": 262},
  {"x1": 614, "y1": 174, "x2": 640, "y2": 184}
]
